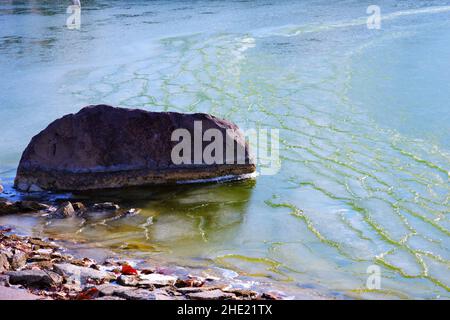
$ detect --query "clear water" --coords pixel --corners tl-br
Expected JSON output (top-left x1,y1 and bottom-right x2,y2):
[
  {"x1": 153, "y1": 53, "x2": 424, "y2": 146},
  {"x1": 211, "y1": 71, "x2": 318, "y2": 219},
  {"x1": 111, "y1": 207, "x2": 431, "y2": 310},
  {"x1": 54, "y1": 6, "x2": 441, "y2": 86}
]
[{"x1": 0, "y1": 0, "x2": 449, "y2": 299}]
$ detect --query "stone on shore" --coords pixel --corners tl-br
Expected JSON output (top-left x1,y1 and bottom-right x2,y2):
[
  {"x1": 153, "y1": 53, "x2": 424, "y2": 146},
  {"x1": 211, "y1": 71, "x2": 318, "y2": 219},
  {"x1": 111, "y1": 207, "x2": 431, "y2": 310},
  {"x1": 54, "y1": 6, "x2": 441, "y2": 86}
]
[
  {"x1": 7, "y1": 269, "x2": 63, "y2": 288},
  {"x1": 138, "y1": 273, "x2": 177, "y2": 287},
  {"x1": 96, "y1": 283, "x2": 134, "y2": 297},
  {"x1": 117, "y1": 274, "x2": 139, "y2": 287},
  {"x1": 11, "y1": 250, "x2": 27, "y2": 270},
  {"x1": 187, "y1": 289, "x2": 236, "y2": 300},
  {"x1": 0, "y1": 252, "x2": 10, "y2": 272},
  {"x1": 14, "y1": 105, "x2": 255, "y2": 191},
  {"x1": 115, "y1": 288, "x2": 156, "y2": 300},
  {"x1": 53, "y1": 263, "x2": 115, "y2": 284}
]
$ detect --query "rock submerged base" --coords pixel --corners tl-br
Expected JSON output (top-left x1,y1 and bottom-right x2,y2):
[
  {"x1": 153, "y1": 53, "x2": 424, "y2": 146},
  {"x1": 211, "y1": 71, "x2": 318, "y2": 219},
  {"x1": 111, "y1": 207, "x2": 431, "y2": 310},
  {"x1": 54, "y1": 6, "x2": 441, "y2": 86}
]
[
  {"x1": 15, "y1": 164, "x2": 256, "y2": 192},
  {"x1": 14, "y1": 105, "x2": 256, "y2": 192}
]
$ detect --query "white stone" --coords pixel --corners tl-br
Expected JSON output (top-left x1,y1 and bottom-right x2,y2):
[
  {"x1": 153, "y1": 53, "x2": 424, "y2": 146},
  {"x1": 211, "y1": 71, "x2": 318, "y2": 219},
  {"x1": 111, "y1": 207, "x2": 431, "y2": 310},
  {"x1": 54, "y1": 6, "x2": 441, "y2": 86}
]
[{"x1": 138, "y1": 273, "x2": 177, "y2": 287}]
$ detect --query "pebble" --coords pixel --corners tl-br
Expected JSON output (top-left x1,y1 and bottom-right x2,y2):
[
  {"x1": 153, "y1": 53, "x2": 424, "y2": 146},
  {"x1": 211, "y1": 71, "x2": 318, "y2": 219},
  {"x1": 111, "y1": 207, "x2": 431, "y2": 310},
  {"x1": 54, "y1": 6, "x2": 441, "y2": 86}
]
[
  {"x1": 138, "y1": 273, "x2": 177, "y2": 287},
  {"x1": 115, "y1": 288, "x2": 156, "y2": 300},
  {"x1": 53, "y1": 263, "x2": 115, "y2": 284},
  {"x1": 11, "y1": 250, "x2": 27, "y2": 270},
  {"x1": 187, "y1": 289, "x2": 236, "y2": 300}
]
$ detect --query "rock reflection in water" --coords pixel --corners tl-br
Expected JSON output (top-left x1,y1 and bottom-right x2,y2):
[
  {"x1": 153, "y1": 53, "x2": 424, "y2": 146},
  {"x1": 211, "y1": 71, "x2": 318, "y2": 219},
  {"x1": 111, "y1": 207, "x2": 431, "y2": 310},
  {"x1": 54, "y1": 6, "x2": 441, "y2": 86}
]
[{"x1": 39, "y1": 179, "x2": 256, "y2": 260}]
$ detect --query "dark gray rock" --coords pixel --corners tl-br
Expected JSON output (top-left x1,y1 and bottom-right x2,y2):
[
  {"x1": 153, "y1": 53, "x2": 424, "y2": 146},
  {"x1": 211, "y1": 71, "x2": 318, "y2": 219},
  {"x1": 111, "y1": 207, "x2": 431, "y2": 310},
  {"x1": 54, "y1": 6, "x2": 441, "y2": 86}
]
[
  {"x1": 92, "y1": 202, "x2": 119, "y2": 211},
  {"x1": 0, "y1": 200, "x2": 48, "y2": 215},
  {"x1": 15, "y1": 105, "x2": 255, "y2": 191},
  {"x1": 7, "y1": 269, "x2": 63, "y2": 288}
]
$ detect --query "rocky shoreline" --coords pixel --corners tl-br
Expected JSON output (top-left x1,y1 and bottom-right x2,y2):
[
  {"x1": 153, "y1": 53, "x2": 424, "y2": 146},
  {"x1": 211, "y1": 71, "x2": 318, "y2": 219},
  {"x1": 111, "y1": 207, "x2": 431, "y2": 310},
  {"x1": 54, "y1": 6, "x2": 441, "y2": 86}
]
[{"x1": 0, "y1": 197, "x2": 284, "y2": 301}]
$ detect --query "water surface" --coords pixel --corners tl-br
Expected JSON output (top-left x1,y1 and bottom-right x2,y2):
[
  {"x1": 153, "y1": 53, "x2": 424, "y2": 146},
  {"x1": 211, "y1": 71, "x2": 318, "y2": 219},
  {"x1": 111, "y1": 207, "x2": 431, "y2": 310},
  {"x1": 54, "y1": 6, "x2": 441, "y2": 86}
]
[{"x1": 0, "y1": 0, "x2": 449, "y2": 299}]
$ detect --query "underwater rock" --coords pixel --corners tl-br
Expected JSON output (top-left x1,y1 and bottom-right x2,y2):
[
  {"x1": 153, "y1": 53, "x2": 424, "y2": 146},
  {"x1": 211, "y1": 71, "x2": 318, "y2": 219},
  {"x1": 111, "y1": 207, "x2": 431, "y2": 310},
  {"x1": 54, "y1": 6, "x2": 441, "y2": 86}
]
[
  {"x1": 49, "y1": 201, "x2": 75, "y2": 219},
  {"x1": 0, "y1": 200, "x2": 48, "y2": 215},
  {"x1": 14, "y1": 105, "x2": 255, "y2": 191},
  {"x1": 92, "y1": 202, "x2": 119, "y2": 211}
]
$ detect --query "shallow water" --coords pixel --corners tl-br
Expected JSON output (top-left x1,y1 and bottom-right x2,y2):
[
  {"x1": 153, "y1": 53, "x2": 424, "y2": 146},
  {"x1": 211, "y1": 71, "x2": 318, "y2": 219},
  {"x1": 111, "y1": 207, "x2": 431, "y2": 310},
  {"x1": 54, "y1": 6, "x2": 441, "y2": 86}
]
[{"x1": 0, "y1": 0, "x2": 449, "y2": 299}]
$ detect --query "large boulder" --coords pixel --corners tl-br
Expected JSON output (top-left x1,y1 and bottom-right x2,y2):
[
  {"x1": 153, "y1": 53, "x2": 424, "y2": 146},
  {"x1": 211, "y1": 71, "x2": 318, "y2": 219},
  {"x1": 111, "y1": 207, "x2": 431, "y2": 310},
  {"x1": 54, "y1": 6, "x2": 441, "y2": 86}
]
[{"x1": 15, "y1": 105, "x2": 255, "y2": 191}]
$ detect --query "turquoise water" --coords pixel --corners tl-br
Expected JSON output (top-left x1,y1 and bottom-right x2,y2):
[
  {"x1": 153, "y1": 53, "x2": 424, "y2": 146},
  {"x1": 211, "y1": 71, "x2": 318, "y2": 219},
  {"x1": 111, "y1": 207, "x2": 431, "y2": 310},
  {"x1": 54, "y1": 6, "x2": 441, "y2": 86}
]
[{"x1": 0, "y1": 1, "x2": 449, "y2": 299}]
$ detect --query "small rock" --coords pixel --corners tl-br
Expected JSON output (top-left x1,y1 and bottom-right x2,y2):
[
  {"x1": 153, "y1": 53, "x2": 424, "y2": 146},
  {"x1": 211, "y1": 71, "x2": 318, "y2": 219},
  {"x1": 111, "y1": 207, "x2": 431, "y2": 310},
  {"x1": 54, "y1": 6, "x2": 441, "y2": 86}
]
[
  {"x1": 92, "y1": 202, "x2": 120, "y2": 211},
  {"x1": 63, "y1": 278, "x2": 83, "y2": 292},
  {"x1": 28, "y1": 238, "x2": 58, "y2": 248},
  {"x1": 0, "y1": 252, "x2": 11, "y2": 272},
  {"x1": 0, "y1": 200, "x2": 18, "y2": 215},
  {"x1": 35, "y1": 248, "x2": 53, "y2": 256},
  {"x1": 187, "y1": 289, "x2": 235, "y2": 300},
  {"x1": 72, "y1": 202, "x2": 86, "y2": 213},
  {"x1": 30, "y1": 261, "x2": 54, "y2": 270},
  {"x1": 153, "y1": 288, "x2": 173, "y2": 300},
  {"x1": 27, "y1": 254, "x2": 52, "y2": 262},
  {"x1": 224, "y1": 288, "x2": 258, "y2": 299},
  {"x1": 117, "y1": 274, "x2": 139, "y2": 286},
  {"x1": 96, "y1": 283, "x2": 134, "y2": 296},
  {"x1": 7, "y1": 269, "x2": 63, "y2": 288},
  {"x1": 53, "y1": 263, "x2": 115, "y2": 284},
  {"x1": 11, "y1": 250, "x2": 27, "y2": 270},
  {"x1": 138, "y1": 273, "x2": 177, "y2": 287},
  {"x1": 261, "y1": 292, "x2": 282, "y2": 300},
  {"x1": 0, "y1": 184, "x2": 3, "y2": 193},
  {"x1": 115, "y1": 288, "x2": 156, "y2": 300},
  {"x1": 95, "y1": 296, "x2": 126, "y2": 300},
  {"x1": 176, "y1": 275, "x2": 205, "y2": 288},
  {"x1": 75, "y1": 287, "x2": 100, "y2": 300},
  {"x1": 124, "y1": 208, "x2": 140, "y2": 216},
  {"x1": 50, "y1": 202, "x2": 75, "y2": 219}
]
